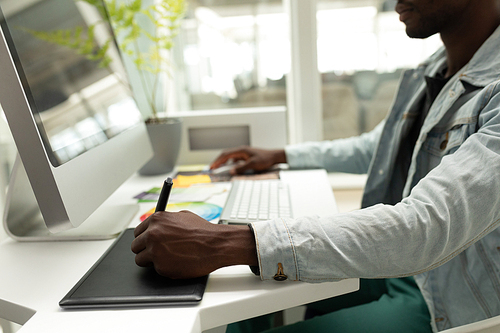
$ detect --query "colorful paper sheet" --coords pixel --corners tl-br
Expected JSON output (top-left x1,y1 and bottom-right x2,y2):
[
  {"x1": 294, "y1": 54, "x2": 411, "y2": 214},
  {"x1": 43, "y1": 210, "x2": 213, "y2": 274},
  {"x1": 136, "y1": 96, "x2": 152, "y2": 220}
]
[{"x1": 140, "y1": 202, "x2": 223, "y2": 222}]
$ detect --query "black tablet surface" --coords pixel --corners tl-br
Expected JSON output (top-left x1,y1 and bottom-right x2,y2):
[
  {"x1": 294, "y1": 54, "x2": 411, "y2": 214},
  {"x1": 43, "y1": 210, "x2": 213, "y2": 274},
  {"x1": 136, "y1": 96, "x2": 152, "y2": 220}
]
[{"x1": 60, "y1": 228, "x2": 208, "y2": 309}]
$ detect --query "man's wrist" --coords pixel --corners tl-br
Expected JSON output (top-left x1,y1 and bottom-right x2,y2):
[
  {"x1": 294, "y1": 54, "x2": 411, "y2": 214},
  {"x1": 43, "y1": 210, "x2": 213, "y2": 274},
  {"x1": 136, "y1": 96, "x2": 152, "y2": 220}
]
[
  {"x1": 215, "y1": 224, "x2": 258, "y2": 268},
  {"x1": 272, "y1": 149, "x2": 287, "y2": 165}
]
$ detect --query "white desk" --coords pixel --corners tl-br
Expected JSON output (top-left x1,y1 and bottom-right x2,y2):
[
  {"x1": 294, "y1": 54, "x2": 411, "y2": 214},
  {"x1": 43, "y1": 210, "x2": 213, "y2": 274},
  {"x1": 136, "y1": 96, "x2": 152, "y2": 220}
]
[{"x1": 0, "y1": 173, "x2": 359, "y2": 332}]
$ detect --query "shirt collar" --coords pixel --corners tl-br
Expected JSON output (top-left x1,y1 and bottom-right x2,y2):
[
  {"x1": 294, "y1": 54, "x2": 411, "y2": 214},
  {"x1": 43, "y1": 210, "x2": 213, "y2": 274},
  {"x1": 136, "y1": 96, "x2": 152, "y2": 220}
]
[
  {"x1": 459, "y1": 24, "x2": 500, "y2": 87},
  {"x1": 419, "y1": 24, "x2": 500, "y2": 88}
]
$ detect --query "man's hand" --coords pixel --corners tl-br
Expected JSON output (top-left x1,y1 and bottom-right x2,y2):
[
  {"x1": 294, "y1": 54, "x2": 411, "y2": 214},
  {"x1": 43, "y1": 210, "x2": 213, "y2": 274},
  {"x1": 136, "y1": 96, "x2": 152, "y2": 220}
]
[
  {"x1": 131, "y1": 210, "x2": 258, "y2": 279},
  {"x1": 210, "y1": 146, "x2": 287, "y2": 175}
]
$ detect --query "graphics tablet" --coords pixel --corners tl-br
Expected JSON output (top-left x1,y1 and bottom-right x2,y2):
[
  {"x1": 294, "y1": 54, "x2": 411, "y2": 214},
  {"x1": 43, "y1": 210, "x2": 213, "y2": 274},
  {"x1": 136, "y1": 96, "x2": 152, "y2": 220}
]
[{"x1": 60, "y1": 228, "x2": 208, "y2": 309}]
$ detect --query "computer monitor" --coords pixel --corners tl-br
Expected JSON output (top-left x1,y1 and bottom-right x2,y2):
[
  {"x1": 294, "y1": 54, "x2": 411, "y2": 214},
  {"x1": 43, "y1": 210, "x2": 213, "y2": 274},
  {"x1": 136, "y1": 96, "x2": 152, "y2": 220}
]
[{"x1": 0, "y1": 0, "x2": 153, "y2": 241}]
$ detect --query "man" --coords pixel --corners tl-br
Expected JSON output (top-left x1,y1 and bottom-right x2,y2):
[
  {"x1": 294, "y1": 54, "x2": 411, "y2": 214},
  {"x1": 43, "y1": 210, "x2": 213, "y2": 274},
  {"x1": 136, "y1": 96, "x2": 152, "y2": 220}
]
[{"x1": 131, "y1": 0, "x2": 500, "y2": 331}]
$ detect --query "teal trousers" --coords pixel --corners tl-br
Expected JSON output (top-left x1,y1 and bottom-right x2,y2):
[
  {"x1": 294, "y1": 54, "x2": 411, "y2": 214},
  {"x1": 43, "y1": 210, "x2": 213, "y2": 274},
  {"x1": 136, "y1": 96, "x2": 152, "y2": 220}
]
[{"x1": 226, "y1": 277, "x2": 432, "y2": 333}]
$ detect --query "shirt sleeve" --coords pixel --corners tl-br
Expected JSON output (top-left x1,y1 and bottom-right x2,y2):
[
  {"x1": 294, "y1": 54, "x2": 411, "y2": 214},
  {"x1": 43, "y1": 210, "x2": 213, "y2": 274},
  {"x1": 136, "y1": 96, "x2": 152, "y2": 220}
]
[
  {"x1": 252, "y1": 87, "x2": 500, "y2": 282},
  {"x1": 285, "y1": 120, "x2": 385, "y2": 174}
]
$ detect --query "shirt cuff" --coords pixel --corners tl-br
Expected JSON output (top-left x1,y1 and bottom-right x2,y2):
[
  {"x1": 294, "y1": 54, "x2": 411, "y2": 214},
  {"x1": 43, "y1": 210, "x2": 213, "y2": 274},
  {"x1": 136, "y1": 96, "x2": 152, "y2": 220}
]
[
  {"x1": 251, "y1": 218, "x2": 299, "y2": 281},
  {"x1": 285, "y1": 144, "x2": 312, "y2": 169}
]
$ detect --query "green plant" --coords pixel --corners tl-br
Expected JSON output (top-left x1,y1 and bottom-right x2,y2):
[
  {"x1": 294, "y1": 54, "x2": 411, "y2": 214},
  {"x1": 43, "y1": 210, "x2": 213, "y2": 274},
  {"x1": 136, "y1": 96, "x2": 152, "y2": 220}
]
[
  {"x1": 102, "y1": 0, "x2": 186, "y2": 122},
  {"x1": 24, "y1": 0, "x2": 186, "y2": 122}
]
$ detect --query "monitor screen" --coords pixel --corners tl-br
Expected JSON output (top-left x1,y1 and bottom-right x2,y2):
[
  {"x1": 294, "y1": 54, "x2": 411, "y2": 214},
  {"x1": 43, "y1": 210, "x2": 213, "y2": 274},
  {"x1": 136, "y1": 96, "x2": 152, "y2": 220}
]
[
  {"x1": 0, "y1": 0, "x2": 153, "y2": 240},
  {"x1": 1, "y1": 0, "x2": 140, "y2": 166}
]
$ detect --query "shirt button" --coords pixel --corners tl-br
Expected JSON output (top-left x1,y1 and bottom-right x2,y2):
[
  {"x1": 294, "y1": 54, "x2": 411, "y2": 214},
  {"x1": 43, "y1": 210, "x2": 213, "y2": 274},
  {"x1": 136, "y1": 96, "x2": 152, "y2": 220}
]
[
  {"x1": 440, "y1": 140, "x2": 448, "y2": 150},
  {"x1": 412, "y1": 73, "x2": 419, "y2": 79},
  {"x1": 273, "y1": 263, "x2": 288, "y2": 281},
  {"x1": 379, "y1": 169, "x2": 384, "y2": 175},
  {"x1": 449, "y1": 90, "x2": 455, "y2": 97}
]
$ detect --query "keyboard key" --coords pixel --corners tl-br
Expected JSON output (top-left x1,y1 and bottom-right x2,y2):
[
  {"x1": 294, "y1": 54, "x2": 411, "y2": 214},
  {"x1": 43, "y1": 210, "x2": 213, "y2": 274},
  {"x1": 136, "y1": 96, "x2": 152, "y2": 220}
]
[{"x1": 221, "y1": 179, "x2": 292, "y2": 223}]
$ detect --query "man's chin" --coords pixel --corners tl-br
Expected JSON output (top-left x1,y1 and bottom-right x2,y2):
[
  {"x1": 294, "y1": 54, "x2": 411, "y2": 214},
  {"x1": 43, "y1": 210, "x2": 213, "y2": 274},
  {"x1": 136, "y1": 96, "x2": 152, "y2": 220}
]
[{"x1": 405, "y1": 27, "x2": 439, "y2": 39}]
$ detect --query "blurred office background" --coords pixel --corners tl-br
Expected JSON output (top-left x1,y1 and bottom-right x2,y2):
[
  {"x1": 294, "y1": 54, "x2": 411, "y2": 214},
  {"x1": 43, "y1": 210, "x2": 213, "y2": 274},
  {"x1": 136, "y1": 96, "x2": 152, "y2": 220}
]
[{"x1": 173, "y1": 0, "x2": 441, "y2": 140}]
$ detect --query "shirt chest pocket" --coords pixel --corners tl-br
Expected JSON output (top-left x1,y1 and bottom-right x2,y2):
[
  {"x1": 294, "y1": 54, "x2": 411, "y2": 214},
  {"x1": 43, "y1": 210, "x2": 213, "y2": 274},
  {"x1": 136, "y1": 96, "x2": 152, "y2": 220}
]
[
  {"x1": 421, "y1": 119, "x2": 476, "y2": 171},
  {"x1": 422, "y1": 81, "x2": 483, "y2": 159},
  {"x1": 424, "y1": 123, "x2": 470, "y2": 157}
]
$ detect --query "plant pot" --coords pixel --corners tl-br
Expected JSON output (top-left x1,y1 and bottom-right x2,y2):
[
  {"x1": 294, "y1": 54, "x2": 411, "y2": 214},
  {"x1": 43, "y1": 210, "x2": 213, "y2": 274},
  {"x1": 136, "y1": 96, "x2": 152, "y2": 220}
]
[{"x1": 138, "y1": 118, "x2": 182, "y2": 176}]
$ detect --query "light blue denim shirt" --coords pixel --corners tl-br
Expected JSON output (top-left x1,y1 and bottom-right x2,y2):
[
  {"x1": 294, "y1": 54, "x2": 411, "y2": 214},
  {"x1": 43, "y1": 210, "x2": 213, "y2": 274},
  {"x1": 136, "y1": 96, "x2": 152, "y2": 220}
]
[{"x1": 251, "y1": 25, "x2": 500, "y2": 332}]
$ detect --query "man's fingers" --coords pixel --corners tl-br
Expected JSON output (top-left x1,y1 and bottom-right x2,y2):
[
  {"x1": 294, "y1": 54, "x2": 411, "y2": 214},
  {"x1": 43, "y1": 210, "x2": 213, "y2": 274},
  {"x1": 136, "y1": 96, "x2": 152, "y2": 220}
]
[
  {"x1": 134, "y1": 249, "x2": 153, "y2": 268},
  {"x1": 234, "y1": 160, "x2": 255, "y2": 174},
  {"x1": 134, "y1": 217, "x2": 150, "y2": 237},
  {"x1": 210, "y1": 150, "x2": 240, "y2": 169},
  {"x1": 131, "y1": 232, "x2": 147, "y2": 254},
  {"x1": 210, "y1": 147, "x2": 251, "y2": 169},
  {"x1": 210, "y1": 155, "x2": 231, "y2": 169}
]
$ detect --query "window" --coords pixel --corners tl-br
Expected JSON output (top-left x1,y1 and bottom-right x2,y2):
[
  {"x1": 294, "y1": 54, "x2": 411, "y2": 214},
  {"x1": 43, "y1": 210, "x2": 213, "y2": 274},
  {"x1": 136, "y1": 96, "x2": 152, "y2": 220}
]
[
  {"x1": 317, "y1": 0, "x2": 442, "y2": 140},
  {"x1": 175, "y1": 0, "x2": 288, "y2": 111}
]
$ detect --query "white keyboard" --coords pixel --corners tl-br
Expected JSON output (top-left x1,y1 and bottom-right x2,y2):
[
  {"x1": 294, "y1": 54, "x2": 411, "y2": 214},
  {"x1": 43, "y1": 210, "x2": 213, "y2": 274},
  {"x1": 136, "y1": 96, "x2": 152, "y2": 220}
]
[{"x1": 219, "y1": 179, "x2": 293, "y2": 224}]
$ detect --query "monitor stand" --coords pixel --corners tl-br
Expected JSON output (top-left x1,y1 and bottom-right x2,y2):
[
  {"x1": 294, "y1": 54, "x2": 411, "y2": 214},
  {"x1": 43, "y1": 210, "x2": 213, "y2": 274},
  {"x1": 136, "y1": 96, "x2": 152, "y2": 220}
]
[{"x1": 2, "y1": 155, "x2": 138, "y2": 241}]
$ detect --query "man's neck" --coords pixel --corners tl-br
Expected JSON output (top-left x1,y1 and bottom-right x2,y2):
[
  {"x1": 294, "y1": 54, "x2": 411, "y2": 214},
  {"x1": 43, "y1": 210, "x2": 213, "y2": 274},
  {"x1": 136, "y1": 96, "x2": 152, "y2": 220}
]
[{"x1": 440, "y1": 2, "x2": 500, "y2": 78}]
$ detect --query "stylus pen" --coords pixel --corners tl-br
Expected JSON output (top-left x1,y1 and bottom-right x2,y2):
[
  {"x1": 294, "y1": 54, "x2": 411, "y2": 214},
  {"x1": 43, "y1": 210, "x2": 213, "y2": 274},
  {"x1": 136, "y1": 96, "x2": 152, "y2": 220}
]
[{"x1": 155, "y1": 177, "x2": 173, "y2": 212}]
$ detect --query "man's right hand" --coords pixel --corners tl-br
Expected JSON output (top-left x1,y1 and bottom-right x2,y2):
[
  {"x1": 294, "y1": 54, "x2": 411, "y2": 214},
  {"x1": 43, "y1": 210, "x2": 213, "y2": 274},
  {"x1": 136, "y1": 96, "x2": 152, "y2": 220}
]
[
  {"x1": 131, "y1": 210, "x2": 258, "y2": 279},
  {"x1": 210, "y1": 146, "x2": 287, "y2": 175}
]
